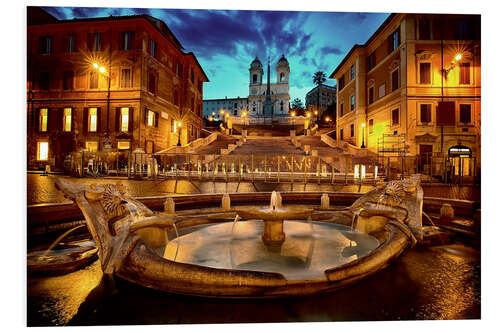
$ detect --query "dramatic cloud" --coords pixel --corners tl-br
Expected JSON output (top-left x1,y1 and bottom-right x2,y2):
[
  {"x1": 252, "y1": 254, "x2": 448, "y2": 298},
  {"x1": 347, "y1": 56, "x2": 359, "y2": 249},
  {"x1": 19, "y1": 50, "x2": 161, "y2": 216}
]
[{"x1": 42, "y1": 6, "x2": 389, "y2": 103}]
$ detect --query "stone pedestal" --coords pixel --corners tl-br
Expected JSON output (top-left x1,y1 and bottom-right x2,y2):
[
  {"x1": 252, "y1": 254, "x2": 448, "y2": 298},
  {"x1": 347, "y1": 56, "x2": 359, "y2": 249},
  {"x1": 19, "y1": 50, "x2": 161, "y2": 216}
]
[
  {"x1": 290, "y1": 129, "x2": 296, "y2": 137},
  {"x1": 262, "y1": 220, "x2": 285, "y2": 245}
]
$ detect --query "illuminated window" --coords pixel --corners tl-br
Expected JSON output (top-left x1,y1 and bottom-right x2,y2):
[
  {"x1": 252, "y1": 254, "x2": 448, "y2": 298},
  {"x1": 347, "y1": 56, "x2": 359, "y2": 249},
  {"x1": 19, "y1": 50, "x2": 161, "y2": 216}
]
[
  {"x1": 86, "y1": 141, "x2": 98, "y2": 152},
  {"x1": 117, "y1": 141, "x2": 130, "y2": 150},
  {"x1": 120, "y1": 107, "x2": 129, "y2": 132},
  {"x1": 39, "y1": 108, "x2": 48, "y2": 132},
  {"x1": 89, "y1": 108, "x2": 98, "y2": 132},
  {"x1": 190, "y1": 124, "x2": 194, "y2": 136},
  {"x1": 171, "y1": 118, "x2": 176, "y2": 133},
  {"x1": 63, "y1": 108, "x2": 72, "y2": 132},
  {"x1": 37, "y1": 141, "x2": 49, "y2": 161},
  {"x1": 147, "y1": 110, "x2": 155, "y2": 127}
]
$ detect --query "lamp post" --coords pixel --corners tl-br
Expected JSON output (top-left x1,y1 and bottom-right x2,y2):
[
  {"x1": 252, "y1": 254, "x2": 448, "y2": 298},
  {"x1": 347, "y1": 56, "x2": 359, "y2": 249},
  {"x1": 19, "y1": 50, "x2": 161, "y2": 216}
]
[
  {"x1": 177, "y1": 121, "x2": 182, "y2": 146},
  {"x1": 361, "y1": 122, "x2": 366, "y2": 148},
  {"x1": 291, "y1": 111, "x2": 296, "y2": 132},
  {"x1": 93, "y1": 62, "x2": 111, "y2": 143},
  {"x1": 314, "y1": 110, "x2": 318, "y2": 125},
  {"x1": 242, "y1": 111, "x2": 247, "y2": 130}
]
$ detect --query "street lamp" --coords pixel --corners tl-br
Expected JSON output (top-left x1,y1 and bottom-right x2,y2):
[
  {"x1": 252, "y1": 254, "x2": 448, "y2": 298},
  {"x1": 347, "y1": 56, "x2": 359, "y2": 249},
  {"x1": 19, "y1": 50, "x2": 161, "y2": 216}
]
[
  {"x1": 92, "y1": 61, "x2": 111, "y2": 140},
  {"x1": 361, "y1": 122, "x2": 366, "y2": 148},
  {"x1": 177, "y1": 121, "x2": 182, "y2": 146},
  {"x1": 291, "y1": 111, "x2": 296, "y2": 132},
  {"x1": 241, "y1": 110, "x2": 247, "y2": 130}
]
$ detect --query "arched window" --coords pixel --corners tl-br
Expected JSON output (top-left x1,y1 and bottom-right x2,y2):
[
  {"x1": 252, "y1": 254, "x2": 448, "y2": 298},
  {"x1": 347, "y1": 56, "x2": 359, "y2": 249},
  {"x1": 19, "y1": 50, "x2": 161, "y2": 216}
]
[
  {"x1": 280, "y1": 72, "x2": 285, "y2": 82},
  {"x1": 252, "y1": 74, "x2": 257, "y2": 84},
  {"x1": 280, "y1": 101, "x2": 284, "y2": 111}
]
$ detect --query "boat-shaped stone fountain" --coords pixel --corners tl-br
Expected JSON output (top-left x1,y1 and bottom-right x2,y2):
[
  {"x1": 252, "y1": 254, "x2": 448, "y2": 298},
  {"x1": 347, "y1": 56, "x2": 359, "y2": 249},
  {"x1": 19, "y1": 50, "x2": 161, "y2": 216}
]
[{"x1": 54, "y1": 175, "x2": 423, "y2": 298}]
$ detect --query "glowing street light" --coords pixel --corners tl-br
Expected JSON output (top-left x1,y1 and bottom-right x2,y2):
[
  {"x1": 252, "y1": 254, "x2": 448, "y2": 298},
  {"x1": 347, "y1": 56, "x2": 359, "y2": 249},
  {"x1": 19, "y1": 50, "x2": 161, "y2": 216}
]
[
  {"x1": 241, "y1": 110, "x2": 248, "y2": 130},
  {"x1": 454, "y1": 53, "x2": 462, "y2": 62},
  {"x1": 93, "y1": 63, "x2": 99, "y2": 69},
  {"x1": 361, "y1": 122, "x2": 366, "y2": 148},
  {"x1": 99, "y1": 66, "x2": 106, "y2": 73},
  {"x1": 177, "y1": 121, "x2": 183, "y2": 146}
]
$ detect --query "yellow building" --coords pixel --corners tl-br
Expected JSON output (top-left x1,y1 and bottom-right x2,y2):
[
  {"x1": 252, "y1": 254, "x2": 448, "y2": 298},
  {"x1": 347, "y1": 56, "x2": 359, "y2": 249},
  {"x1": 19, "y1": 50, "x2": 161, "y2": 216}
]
[{"x1": 330, "y1": 13, "x2": 480, "y2": 179}]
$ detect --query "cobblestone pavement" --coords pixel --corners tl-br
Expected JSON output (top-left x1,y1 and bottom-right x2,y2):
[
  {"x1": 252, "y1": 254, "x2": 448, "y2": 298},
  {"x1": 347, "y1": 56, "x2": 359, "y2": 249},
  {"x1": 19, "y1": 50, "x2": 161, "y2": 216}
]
[{"x1": 27, "y1": 173, "x2": 480, "y2": 205}]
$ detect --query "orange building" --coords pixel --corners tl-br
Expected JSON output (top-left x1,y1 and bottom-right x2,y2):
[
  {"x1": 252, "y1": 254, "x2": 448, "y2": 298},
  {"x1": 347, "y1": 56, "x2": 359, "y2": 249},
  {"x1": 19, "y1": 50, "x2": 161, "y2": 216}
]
[
  {"x1": 27, "y1": 7, "x2": 208, "y2": 170},
  {"x1": 330, "y1": 13, "x2": 480, "y2": 178}
]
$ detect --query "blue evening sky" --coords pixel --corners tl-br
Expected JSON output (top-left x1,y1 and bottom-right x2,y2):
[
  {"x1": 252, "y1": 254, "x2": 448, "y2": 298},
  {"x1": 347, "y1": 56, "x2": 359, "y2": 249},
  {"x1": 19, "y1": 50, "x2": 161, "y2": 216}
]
[{"x1": 42, "y1": 7, "x2": 389, "y2": 103}]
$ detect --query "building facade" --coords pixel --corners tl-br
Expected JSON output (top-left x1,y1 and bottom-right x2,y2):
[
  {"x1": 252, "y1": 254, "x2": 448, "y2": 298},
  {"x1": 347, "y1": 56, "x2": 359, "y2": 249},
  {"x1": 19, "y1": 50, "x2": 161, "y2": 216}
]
[
  {"x1": 330, "y1": 13, "x2": 480, "y2": 176},
  {"x1": 27, "y1": 7, "x2": 208, "y2": 170},
  {"x1": 202, "y1": 55, "x2": 291, "y2": 120},
  {"x1": 305, "y1": 84, "x2": 337, "y2": 117}
]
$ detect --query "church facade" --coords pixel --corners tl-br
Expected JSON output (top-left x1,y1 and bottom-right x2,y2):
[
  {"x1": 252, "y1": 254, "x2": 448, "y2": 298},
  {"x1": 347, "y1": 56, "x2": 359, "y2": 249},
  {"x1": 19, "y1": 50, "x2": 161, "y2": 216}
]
[{"x1": 203, "y1": 55, "x2": 290, "y2": 119}]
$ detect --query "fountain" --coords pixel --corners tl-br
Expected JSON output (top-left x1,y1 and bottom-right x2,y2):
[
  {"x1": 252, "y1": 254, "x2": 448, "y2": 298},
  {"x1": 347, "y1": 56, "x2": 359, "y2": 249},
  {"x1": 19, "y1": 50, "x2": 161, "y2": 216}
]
[
  {"x1": 53, "y1": 175, "x2": 423, "y2": 298},
  {"x1": 235, "y1": 191, "x2": 313, "y2": 246}
]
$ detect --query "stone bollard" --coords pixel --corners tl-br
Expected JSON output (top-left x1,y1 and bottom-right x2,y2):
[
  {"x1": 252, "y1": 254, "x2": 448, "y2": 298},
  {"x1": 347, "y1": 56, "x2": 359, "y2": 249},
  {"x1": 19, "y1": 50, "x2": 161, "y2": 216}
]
[
  {"x1": 440, "y1": 203, "x2": 454, "y2": 223},
  {"x1": 222, "y1": 194, "x2": 231, "y2": 211},
  {"x1": 164, "y1": 197, "x2": 175, "y2": 215},
  {"x1": 321, "y1": 193, "x2": 330, "y2": 209}
]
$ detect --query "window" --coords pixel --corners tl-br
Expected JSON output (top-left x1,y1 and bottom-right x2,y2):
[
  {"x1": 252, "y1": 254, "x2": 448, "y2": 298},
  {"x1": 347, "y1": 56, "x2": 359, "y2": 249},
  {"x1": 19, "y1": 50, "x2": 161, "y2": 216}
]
[
  {"x1": 369, "y1": 119, "x2": 374, "y2": 134},
  {"x1": 150, "y1": 40, "x2": 157, "y2": 58},
  {"x1": 338, "y1": 76, "x2": 345, "y2": 90},
  {"x1": 388, "y1": 28, "x2": 400, "y2": 53},
  {"x1": 92, "y1": 33, "x2": 102, "y2": 51},
  {"x1": 350, "y1": 124, "x2": 354, "y2": 137},
  {"x1": 253, "y1": 74, "x2": 257, "y2": 84},
  {"x1": 392, "y1": 109, "x2": 399, "y2": 125},
  {"x1": 147, "y1": 110, "x2": 157, "y2": 127},
  {"x1": 368, "y1": 52, "x2": 376, "y2": 71},
  {"x1": 459, "y1": 62, "x2": 470, "y2": 85},
  {"x1": 368, "y1": 86, "x2": 374, "y2": 104},
  {"x1": 340, "y1": 103, "x2": 344, "y2": 117},
  {"x1": 120, "y1": 108, "x2": 129, "y2": 132},
  {"x1": 378, "y1": 83, "x2": 386, "y2": 98},
  {"x1": 89, "y1": 108, "x2": 98, "y2": 132},
  {"x1": 117, "y1": 141, "x2": 130, "y2": 150},
  {"x1": 350, "y1": 95, "x2": 355, "y2": 111},
  {"x1": 39, "y1": 108, "x2": 48, "y2": 132},
  {"x1": 350, "y1": 65, "x2": 355, "y2": 80},
  {"x1": 39, "y1": 36, "x2": 52, "y2": 54},
  {"x1": 419, "y1": 62, "x2": 431, "y2": 84},
  {"x1": 391, "y1": 69, "x2": 399, "y2": 92},
  {"x1": 190, "y1": 124, "x2": 194, "y2": 136},
  {"x1": 120, "y1": 68, "x2": 131, "y2": 88},
  {"x1": 190, "y1": 68, "x2": 194, "y2": 83},
  {"x1": 63, "y1": 70, "x2": 74, "y2": 90},
  {"x1": 146, "y1": 141, "x2": 154, "y2": 154},
  {"x1": 68, "y1": 35, "x2": 76, "y2": 53},
  {"x1": 171, "y1": 118, "x2": 176, "y2": 132},
  {"x1": 37, "y1": 142, "x2": 49, "y2": 161},
  {"x1": 176, "y1": 62, "x2": 183, "y2": 77},
  {"x1": 89, "y1": 71, "x2": 98, "y2": 89},
  {"x1": 280, "y1": 72, "x2": 285, "y2": 82},
  {"x1": 148, "y1": 72, "x2": 156, "y2": 94},
  {"x1": 39, "y1": 72, "x2": 50, "y2": 90},
  {"x1": 418, "y1": 18, "x2": 431, "y2": 40},
  {"x1": 340, "y1": 128, "x2": 344, "y2": 140},
  {"x1": 459, "y1": 104, "x2": 472, "y2": 124},
  {"x1": 86, "y1": 141, "x2": 98, "y2": 152},
  {"x1": 63, "y1": 108, "x2": 72, "y2": 132},
  {"x1": 420, "y1": 104, "x2": 432, "y2": 123},
  {"x1": 122, "y1": 32, "x2": 133, "y2": 50},
  {"x1": 174, "y1": 90, "x2": 179, "y2": 106},
  {"x1": 280, "y1": 101, "x2": 284, "y2": 111}
]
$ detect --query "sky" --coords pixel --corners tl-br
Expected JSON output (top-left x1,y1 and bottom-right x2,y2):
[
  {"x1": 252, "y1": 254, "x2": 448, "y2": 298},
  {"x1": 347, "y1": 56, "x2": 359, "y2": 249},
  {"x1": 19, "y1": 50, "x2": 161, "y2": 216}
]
[{"x1": 42, "y1": 6, "x2": 389, "y2": 104}]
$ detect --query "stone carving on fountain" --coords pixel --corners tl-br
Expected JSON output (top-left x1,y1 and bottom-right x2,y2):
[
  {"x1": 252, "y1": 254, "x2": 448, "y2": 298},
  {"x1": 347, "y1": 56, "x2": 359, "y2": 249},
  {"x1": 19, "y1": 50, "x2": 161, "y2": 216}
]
[{"x1": 55, "y1": 178, "x2": 176, "y2": 275}]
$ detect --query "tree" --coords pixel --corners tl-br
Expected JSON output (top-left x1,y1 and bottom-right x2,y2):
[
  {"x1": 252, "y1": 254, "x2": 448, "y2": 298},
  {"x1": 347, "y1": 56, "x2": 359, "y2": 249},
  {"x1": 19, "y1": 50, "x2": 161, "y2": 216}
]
[
  {"x1": 313, "y1": 71, "x2": 326, "y2": 86},
  {"x1": 291, "y1": 98, "x2": 304, "y2": 110}
]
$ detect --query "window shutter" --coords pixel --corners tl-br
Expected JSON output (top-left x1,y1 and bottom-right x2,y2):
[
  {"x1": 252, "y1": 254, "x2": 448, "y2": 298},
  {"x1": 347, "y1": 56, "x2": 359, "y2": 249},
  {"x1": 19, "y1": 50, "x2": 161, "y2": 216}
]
[
  {"x1": 129, "y1": 108, "x2": 134, "y2": 132},
  {"x1": 155, "y1": 112, "x2": 159, "y2": 128},
  {"x1": 96, "y1": 108, "x2": 102, "y2": 132},
  {"x1": 144, "y1": 107, "x2": 148, "y2": 124},
  {"x1": 36, "y1": 108, "x2": 41, "y2": 133},
  {"x1": 115, "y1": 107, "x2": 121, "y2": 132},
  {"x1": 48, "y1": 108, "x2": 58, "y2": 132},
  {"x1": 437, "y1": 101, "x2": 456, "y2": 125},
  {"x1": 82, "y1": 107, "x2": 88, "y2": 134},
  {"x1": 57, "y1": 108, "x2": 64, "y2": 131}
]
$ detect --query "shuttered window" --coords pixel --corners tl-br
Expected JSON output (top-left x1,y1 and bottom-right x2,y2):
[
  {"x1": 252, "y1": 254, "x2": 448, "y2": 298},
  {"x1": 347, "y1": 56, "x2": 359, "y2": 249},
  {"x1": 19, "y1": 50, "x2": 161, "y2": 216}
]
[
  {"x1": 419, "y1": 62, "x2": 431, "y2": 84},
  {"x1": 459, "y1": 62, "x2": 470, "y2": 84},
  {"x1": 420, "y1": 104, "x2": 432, "y2": 123}
]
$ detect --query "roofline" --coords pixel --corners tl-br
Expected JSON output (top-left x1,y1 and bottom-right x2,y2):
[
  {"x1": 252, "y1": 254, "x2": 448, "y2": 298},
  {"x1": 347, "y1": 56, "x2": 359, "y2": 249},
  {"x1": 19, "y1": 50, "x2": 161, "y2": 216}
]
[
  {"x1": 329, "y1": 13, "x2": 398, "y2": 78},
  {"x1": 203, "y1": 98, "x2": 249, "y2": 102},
  {"x1": 30, "y1": 10, "x2": 185, "y2": 51},
  {"x1": 184, "y1": 52, "x2": 210, "y2": 82},
  {"x1": 306, "y1": 84, "x2": 337, "y2": 95}
]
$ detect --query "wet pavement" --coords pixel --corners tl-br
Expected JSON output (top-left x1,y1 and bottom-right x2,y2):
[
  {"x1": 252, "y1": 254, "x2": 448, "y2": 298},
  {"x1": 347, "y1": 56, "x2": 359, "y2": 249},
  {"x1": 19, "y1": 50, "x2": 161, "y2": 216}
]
[
  {"x1": 27, "y1": 174, "x2": 479, "y2": 205},
  {"x1": 27, "y1": 243, "x2": 480, "y2": 325}
]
